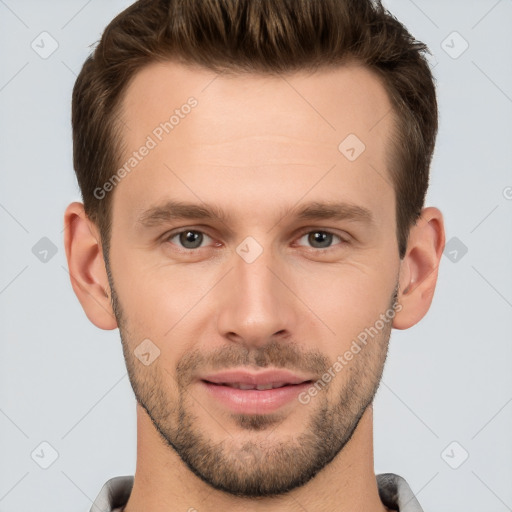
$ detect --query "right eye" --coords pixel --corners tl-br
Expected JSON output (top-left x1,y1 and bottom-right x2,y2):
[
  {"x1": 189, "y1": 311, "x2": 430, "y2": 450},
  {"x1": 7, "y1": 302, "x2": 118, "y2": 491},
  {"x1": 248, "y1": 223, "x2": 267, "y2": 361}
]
[{"x1": 164, "y1": 229, "x2": 215, "y2": 250}]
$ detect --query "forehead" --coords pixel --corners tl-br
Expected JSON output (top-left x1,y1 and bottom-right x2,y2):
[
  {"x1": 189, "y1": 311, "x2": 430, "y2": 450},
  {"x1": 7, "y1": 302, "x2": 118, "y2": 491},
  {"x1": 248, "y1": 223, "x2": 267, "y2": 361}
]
[
  {"x1": 114, "y1": 60, "x2": 396, "y2": 227},
  {"x1": 120, "y1": 59, "x2": 394, "y2": 148}
]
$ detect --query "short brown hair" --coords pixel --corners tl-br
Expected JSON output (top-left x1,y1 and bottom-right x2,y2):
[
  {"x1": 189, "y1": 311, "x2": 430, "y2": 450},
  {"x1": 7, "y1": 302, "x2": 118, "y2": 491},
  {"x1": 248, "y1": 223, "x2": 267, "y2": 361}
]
[{"x1": 72, "y1": 0, "x2": 437, "y2": 260}]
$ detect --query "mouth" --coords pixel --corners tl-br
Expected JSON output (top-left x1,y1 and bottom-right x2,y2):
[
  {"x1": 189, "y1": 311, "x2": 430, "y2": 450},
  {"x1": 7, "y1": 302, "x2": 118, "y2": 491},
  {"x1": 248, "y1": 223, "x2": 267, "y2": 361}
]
[
  {"x1": 198, "y1": 369, "x2": 314, "y2": 414},
  {"x1": 206, "y1": 381, "x2": 298, "y2": 390}
]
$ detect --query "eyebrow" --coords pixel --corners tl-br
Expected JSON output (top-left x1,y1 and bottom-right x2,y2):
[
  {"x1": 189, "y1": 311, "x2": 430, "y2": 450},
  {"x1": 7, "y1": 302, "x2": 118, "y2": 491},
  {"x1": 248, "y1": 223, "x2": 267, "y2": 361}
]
[{"x1": 136, "y1": 199, "x2": 374, "y2": 228}]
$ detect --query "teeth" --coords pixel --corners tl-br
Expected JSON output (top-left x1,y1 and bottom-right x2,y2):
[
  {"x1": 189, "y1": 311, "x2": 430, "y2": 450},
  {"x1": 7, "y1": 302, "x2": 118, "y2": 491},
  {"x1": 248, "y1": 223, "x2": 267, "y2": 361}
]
[
  {"x1": 256, "y1": 383, "x2": 273, "y2": 390},
  {"x1": 223, "y1": 383, "x2": 255, "y2": 390},
  {"x1": 222, "y1": 382, "x2": 288, "y2": 390}
]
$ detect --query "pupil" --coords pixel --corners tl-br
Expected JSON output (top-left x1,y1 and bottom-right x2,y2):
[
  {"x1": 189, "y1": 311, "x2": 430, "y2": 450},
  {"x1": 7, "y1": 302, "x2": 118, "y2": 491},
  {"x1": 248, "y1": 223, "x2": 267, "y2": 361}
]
[{"x1": 309, "y1": 231, "x2": 331, "y2": 248}]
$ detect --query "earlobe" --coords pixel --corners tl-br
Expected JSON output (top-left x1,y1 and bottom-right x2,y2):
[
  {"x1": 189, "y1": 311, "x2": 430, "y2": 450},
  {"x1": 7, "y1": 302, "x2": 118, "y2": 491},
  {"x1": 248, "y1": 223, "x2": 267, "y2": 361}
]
[
  {"x1": 392, "y1": 207, "x2": 445, "y2": 330},
  {"x1": 63, "y1": 202, "x2": 118, "y2": 330}
]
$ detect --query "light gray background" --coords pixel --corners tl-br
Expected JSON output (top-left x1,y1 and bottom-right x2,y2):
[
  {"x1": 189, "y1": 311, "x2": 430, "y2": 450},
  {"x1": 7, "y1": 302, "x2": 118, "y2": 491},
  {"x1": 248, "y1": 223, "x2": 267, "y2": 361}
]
[{"x1": 1, "y1": 1, "x2": 511, "y2": 511}]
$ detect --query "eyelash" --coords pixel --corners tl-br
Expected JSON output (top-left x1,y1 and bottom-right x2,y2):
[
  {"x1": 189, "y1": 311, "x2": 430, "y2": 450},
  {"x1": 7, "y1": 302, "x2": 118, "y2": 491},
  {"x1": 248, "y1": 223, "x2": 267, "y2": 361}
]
[{"x1": 162, "y1": 228, "x2": 350, "y2": 252}]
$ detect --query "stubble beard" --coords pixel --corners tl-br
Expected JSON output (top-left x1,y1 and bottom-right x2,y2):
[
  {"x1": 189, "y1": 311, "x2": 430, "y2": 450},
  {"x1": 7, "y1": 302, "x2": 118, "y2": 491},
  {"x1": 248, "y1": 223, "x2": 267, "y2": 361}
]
[{"x1": 107, "y1": 262, "x2": 397, "y2": 497}]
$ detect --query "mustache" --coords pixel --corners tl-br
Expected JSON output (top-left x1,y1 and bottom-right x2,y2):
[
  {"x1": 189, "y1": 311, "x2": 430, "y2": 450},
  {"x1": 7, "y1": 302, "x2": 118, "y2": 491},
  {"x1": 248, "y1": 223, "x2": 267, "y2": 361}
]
[{"x1": 175, "y1": 339, "x2": 330, "y2": 386}]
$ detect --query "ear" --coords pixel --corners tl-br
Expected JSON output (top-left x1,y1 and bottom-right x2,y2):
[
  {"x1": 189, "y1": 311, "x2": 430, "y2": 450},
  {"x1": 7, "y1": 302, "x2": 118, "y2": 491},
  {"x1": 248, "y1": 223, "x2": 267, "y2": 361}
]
[
  {"x1": 63, "y1": 202, "x2": 118, "y2": 330},
  {"x1": 393, "y1": 206, "x2": 445, "y2": 330}
]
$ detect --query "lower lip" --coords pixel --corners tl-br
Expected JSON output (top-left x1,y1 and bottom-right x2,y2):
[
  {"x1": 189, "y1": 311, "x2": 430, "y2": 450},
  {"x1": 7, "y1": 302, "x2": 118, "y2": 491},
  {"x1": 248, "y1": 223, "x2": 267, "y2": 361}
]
[{"x1": 200, "y1": 381, "x2": 311, "y2": 414}]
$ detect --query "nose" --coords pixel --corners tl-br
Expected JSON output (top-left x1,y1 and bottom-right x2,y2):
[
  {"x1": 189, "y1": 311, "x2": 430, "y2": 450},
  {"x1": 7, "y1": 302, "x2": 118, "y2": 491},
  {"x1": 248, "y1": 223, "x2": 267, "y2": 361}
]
[{"x1": 215, "y1": 242, "x2": 298, "y2": 349}]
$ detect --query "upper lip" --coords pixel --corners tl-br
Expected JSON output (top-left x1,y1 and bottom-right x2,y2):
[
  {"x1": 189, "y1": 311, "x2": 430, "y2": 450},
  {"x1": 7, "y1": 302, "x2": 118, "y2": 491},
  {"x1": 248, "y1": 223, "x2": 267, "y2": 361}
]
[{"x1": 200, "y1": 369, "x2": 313, "y2": 388}]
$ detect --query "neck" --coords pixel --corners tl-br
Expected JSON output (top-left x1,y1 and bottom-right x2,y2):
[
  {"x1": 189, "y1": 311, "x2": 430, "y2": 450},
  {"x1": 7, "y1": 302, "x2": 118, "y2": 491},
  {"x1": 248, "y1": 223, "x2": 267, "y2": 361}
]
[{"x1": 124, "y1": 404, "x2": 389, "y2": 512}]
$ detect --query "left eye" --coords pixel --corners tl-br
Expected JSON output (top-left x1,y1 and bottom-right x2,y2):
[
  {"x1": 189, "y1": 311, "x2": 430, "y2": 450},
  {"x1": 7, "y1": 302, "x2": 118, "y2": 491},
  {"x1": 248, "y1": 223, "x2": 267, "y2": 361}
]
[
  {"x1": 296, "y1": 230, "x2": 345, "y2": 250},
  {"x1": 167, "y1": 230, "x2": 213, "y2": 249}
]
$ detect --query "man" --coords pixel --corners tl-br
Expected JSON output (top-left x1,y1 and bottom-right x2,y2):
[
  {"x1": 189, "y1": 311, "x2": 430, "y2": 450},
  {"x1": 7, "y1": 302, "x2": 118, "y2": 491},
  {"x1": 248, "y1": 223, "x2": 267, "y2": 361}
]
[{"x1": 64, "y1": 0, "x2": 445, "y2": 510}]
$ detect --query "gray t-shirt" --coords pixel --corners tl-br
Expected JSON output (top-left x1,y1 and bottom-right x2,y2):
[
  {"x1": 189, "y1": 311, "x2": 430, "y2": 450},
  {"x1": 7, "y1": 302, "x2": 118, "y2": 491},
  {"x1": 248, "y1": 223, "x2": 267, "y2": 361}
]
[{"x1": 90, "y1": 473, "x2": 424, "y2": 511}]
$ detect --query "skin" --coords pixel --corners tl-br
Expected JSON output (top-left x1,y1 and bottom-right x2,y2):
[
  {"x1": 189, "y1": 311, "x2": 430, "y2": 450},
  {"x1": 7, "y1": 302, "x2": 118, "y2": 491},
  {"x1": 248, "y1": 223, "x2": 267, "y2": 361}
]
[{"x1": 64, "y1": 61, "x2": 445, "y2": 512}]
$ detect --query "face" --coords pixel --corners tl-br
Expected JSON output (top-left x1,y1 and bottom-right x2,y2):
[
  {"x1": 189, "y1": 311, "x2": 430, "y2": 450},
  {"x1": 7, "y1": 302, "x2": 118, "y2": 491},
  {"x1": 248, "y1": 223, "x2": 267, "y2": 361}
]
[{"x1": 106, "y1": 61, "x2": 401, "y2": 496}]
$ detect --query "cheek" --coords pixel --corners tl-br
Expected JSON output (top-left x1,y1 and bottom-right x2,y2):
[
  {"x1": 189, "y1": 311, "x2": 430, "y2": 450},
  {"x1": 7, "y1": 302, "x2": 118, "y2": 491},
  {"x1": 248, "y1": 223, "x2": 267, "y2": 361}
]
[
  {"x1": 293, "y1": 260, "x2": 395, "y2": 350},
  {"x1": 109, "y1": 255, "x2": 179, "y2": 338},
  {"x1": 111, "y1": 251, "x2": 218, "y2": 358}
]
